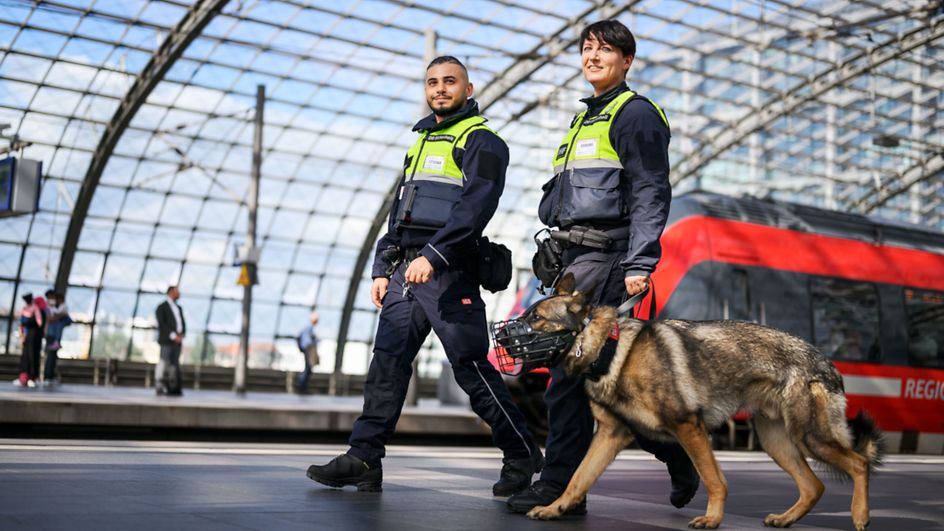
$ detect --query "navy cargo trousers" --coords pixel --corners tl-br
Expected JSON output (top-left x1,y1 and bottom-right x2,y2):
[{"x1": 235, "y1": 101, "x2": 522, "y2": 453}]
[{"x1": 348, "y1": 262, "x2": 537, "y2": 467}]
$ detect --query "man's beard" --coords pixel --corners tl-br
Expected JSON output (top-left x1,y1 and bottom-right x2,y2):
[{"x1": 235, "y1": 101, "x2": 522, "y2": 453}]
[{"x1": 429, "y1": 98, "x2": 464, "y2": 117}]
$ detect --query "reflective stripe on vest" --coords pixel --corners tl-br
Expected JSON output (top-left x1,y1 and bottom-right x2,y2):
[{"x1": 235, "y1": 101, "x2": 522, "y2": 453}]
[
  {"x1": 551, "y1": 90, "x2": 668, "y2": 175},
  {"x1": 404, "y1": 115, "x2": 496, "y2": 185}
]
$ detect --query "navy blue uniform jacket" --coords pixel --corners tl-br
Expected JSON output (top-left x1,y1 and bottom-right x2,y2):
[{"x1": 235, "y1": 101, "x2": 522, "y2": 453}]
[
  {"x1": 372, "y1": 99, "x2": 508, "y2": 278},
  {"x1": 578, "y1": 83, "x2": 672, "y2": 277}
]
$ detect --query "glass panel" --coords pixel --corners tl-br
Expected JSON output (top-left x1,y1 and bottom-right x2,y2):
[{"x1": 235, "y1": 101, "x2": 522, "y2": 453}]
[
  {"x1": 101, "y1": 255, "x2": 145, "y2": 289},
  {"x1": 179, "y1": 263, "x2": 218, "y2": 297},
  {"x1": 141, "y1": 259, "x2": 181, "y2": 293},
  {"x1": 59, "y1": 322, "x2": 91, "y2": 360},
  {"x1": 130, "y1": 326, "x2": 160, "y2": 363},
  {"x1": 208, "y1": 299, "x2": 241, "y2": 334},
  {"x1": 69, "y1": 252, "x2": 105, "y2": 287},
  {"x1": 0, "y1": 243, "x2": 21, "y2": 277},
  {"x1": 95, "y1": 289, "x2": 136, "y2": 323},
  {"x1": 91, "y1": 322, "x2": 136, "y2": 360},
  {"x1": 150, "y1": 227, "x2": 191, "y2": 260}
]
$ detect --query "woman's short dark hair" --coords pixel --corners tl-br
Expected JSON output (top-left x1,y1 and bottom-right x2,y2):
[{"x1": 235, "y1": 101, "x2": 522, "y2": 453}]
[{"x1": 580, "y1": 19, "x2": 636, "y2": 57}]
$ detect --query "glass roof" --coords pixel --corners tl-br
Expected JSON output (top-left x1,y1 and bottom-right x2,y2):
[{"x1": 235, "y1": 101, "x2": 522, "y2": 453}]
[{"x1": 1, "y1": 0, "x2": 941, "y2": 378}]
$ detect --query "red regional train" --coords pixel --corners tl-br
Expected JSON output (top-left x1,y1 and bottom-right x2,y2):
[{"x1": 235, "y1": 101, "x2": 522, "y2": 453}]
[{"x1": 496, "y1": 191, "x2": 944, "y2": 452}]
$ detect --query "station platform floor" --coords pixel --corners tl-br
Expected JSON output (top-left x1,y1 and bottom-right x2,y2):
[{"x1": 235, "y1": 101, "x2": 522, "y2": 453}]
[
  {"x1": 0, "y1": 381, "x2": 487, "y2": 439},
  {"x1": 0, "y1": 440, "x2": 941, "y2": 531}
]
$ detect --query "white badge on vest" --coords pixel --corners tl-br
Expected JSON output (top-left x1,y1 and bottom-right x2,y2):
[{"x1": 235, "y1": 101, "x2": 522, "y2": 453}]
[
  {"x1": 423, "y1": 155, "x2": 445, "y2": 171},
  {"x1": 575, "y1": 138, "x2": 598, "y2": 157}
]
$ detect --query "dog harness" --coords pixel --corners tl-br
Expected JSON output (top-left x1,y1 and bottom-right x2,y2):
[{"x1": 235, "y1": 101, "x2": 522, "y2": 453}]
[{"x1": 586, "y1": 325, "x2": 620, "y2": 382}]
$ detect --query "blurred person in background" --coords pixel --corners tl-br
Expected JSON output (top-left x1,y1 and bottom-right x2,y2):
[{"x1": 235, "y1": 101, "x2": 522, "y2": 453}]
[
  {"x1": 14, "y1": 293, "x2": 44, "y2": 387},
  {"x1": 43, "y1": 290, "x2": 72, "y2": 386},
  {"x1": 295, "y1": 311, "x2": 320, "y2": 395},
  {"x1": 155, "y1": 286, "x2": 186, "y2": 396}
]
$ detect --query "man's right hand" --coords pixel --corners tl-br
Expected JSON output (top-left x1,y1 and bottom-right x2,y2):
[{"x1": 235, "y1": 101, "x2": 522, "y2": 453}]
[{"x1": 371, "y1": 277, "x2": 389, "y2": 309}]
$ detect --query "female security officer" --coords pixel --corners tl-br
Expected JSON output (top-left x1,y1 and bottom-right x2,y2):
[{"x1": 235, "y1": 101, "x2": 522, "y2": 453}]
[{"x1": 507, "y1": 20, "x2": 700, "y2": 515}]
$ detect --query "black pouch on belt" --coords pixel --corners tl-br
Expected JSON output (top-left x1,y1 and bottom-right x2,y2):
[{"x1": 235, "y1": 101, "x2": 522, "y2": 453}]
[
  {"x1": 532, "y1": 229, "x2": 563, "y2": 289},
  {"x1": 478, "y1": 236, "x2": 513, "y2": 293},
  {"x1": 393, "y1": 182, "x2": 418, "y2": 229}
]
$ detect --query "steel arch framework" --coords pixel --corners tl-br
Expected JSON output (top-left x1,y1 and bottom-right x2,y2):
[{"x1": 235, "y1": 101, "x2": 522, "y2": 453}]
[
  {"x1": 54, "y1": 0, "x2": 231, "y2": 295},
  {"x1": 672, "y1": 15, "x2": 944, "y2": 187}
]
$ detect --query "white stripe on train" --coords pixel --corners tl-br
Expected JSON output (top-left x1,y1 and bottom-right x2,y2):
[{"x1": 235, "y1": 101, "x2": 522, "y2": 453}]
[
  {"x1": 840, "y1": 374, "x2": 944, "y2": 454},
  {"x1": 843, "y1": 375, "x2": 901, "y2": 397},
  {"x1": 843, "y1": 374, "x2": 944, "y2": 401}
]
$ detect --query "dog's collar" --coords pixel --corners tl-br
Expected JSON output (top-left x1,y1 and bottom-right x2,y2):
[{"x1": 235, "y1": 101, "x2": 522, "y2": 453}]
[{"x1": 584, "y1": 324, "x2": 620, "y2": 381}]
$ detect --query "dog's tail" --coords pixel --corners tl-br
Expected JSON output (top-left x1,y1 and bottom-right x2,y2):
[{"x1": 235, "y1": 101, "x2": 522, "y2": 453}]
[{"x1": 850, "y1": 410, "x2": 884, "y2": 471}]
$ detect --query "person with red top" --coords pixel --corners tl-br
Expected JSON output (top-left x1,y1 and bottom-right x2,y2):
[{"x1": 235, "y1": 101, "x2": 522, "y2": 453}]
[{"x1": 14, "y1": 293, "x2": 45, "y2": 388}]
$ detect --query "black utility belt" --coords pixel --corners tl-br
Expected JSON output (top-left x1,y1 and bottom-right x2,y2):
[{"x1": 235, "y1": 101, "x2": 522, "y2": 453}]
[
  {"x1": 381, "y1": 240, "x2": 512, "y2": 293},
  {"x1": 380, "y1": 247, "x2": 422, "y2": 276},
  {"x1": 550, "y1": 225, "x2": 629, "y2": 251}
]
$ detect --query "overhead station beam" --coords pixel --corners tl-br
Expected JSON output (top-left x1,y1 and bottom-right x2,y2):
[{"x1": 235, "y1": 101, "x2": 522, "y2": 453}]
[
  {"x1": 672, "y1": 16, "x2": 944, "y2": 187},
  {"x1": 849, "y1": 152, "x2": 944, "y2": 214},
  {"x1": 477, "y1": 0, "x2": 637, "y2": 112},
  {"x1": 54, "y1": 0, "x2": 230, "y2": 294}
]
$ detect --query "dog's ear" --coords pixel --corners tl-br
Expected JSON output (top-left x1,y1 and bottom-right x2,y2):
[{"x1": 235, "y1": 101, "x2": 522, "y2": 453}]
[
  {"x1": 555, "y1": 273, "x2": 576, "y2": 296},
  {"x1": 568, "y1": 283, "x2": 596, "y2": 314},
  {"x1": 568, "y1": 292, "x2": 587, "y2": 314}
]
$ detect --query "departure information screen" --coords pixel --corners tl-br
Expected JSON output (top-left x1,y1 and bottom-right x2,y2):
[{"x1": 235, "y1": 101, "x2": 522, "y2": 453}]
[{"x1": 0, "y1": 157, "x2": 13, "y2": 210}]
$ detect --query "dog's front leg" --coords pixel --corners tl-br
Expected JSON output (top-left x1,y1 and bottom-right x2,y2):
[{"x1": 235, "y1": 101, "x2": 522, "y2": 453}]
[
  {"x1": 528, "y1": 403, "x2": 633, "y2": 520},
  {"x1": 674, "y1": 417, "x2": 727, "y2": 529}
]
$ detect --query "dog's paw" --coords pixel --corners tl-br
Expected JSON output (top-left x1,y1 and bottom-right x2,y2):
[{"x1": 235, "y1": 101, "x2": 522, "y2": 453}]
[
  {"x1": 688, "y1": 515, "x2": 721, "y2": 529},
  {"x1": 763, "y1": 513, "x2": 796, "y2": 527},
  {"x1": 526, "y1": 505, "x2": 563, "y2": 520},
  {"x1": 852, "y1": 518, "x2": 869, "y2": 531}
]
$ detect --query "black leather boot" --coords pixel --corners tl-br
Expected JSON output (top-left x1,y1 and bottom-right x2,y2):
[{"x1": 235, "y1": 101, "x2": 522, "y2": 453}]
[
  {"x1": 493, "y1": 447, "x2": 545, "y2": 497},
  {"x1": 306, "y1": 454, "x2": 382, "y2": 492},
  {"x1": 666, "y1": 453, "x2": 699, "y2": 508},
  {"x1": 506, "y1": 480, "x2": 586, "y2": 515}
]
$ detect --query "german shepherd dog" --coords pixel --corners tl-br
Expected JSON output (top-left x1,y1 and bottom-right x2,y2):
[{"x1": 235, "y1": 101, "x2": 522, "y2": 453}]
[{"x1": 520, "y1": 273, "x2": 882, "y2": 530}]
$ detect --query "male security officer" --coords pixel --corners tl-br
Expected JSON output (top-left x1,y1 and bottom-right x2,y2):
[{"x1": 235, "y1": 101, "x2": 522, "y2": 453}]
[
  {"x1": 508, "y1": 20, "x2": 699, "y2": 514},
  {"x1": 307, "y1": 56, "x2": 542, "y2": 496}
]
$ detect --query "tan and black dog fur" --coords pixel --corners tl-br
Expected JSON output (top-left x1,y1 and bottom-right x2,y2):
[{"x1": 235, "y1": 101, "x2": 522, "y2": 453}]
[{"x1": 523, "y1": 273, "x2": 882, "y2": 530}]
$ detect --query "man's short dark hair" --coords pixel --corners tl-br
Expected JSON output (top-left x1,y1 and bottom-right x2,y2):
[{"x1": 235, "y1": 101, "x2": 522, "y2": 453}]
[
  {"x1": 580, "y1": 19, "x2": 636, "y2": 57},
  {"x1": 427, "y1": 55, "x2": 468, "y2": 76},
  {"x1": 166, "y1": 286, "x2": 178, "y2": 294}
]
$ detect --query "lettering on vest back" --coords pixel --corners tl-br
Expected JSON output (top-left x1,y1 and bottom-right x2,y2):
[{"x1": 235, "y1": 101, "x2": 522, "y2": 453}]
[
  {"x1": 423, "y1": 155, "x2": 445, "y2": 171},
  {"x1": 426, "y1": 134, "x2": 456, "y2": 143}
]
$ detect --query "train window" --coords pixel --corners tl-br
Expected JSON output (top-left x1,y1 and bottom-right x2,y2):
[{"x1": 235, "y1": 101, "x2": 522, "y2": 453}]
[
  {"x1": 904, "y1": 289, "x2": 944, "y2": 368},
  {"x1": 810, "y1": 278, "x2": 881, "y2": 362}
]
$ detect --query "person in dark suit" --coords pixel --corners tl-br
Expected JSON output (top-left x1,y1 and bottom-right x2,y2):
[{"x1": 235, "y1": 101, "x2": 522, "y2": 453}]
[{"x1": 155, "y1": 285, "x2": 185, "y2": 396}]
